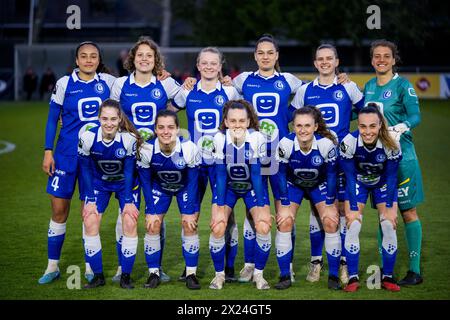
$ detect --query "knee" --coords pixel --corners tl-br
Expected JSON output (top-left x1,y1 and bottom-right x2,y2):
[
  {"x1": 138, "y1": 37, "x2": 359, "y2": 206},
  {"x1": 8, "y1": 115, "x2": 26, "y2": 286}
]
[
  {"x1": 277, "y1": 217, "x2": 293, "y2": 232},
  {"x1": 211, "y1": 222, "x2": 226, "y2": 238},
  {"x1": 83, "y1": 215, "x2": 99, "y2": 235},
  {"x1": 401, "y1": 208, "x2": 418, "y2": 223},
  {"x1": 322, "y1": 217, "x2": 338, "y2": 233},
  {"x1": 256, "y1": 218, "x2": 272, "y2": 235},
  {"x1": 122, "y1": 214, "x2": 137, "y2": 234}
]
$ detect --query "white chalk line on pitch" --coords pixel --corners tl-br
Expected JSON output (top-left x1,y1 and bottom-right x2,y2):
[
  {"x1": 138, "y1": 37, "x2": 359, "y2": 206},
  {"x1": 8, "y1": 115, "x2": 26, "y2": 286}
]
[{"x1": 0, "y1": 140, "x2": 16, "y2": 155}]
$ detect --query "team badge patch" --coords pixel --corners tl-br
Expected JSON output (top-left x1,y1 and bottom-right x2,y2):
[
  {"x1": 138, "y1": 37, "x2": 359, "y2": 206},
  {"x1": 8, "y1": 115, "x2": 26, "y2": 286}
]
[
  {"x1": 340, "y1": 141, "x2": 348, "y2": 153},
  {"x1": 383, "y1": 90, "x2": 392, "y2": 99},
  {"x1": 151, "y1": 88, "x2": 162, "y2": 99},
  {"x1": 94, "y1": 83, "x2": 105, "y2": 94},
  {"x1": 175, "y1": 158, "x2": 186, "y2": 169},
  {"x1": 214, "y1": 95, "x2": 225, "y2": 106},
  {"x1": 115, "y1": 148, "x2": 126, "y2": 159},
  {"x1": 333, "y1": 90, "x2": 344, "y2": 101},
  {"x1": 376, "y1": 153, "x2": 386, "y2": 162},
  {"x1": 273, "y1": 80, "x2": 285, "y2": 91},
  {"x1": 311, "y1": 155, "x2": 323, "y2": 166}
]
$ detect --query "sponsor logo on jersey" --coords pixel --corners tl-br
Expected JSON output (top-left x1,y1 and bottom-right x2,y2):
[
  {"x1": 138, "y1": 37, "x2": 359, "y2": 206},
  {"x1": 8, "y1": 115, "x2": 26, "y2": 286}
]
[
  {"x1": 382, "y1": 90, "x2": 392, "y2": 99},
  {"x1": 340, "y1": 141, "x2": 348, "y2": 153},
  {"x1": 376, "y1": 153, "x2": 386, "y2": 162},
  {"x1": 214, "y1": 95, "x2": 225, "y2": 106},
  {"x1": 246, "y1": 84, "x2": 261, "y2": 88},
  {"x1": 311, "y1": 155, "x2": 323, "y2": 166},
  {"x1": 333, "y1": 90, "x2": 344, "y2": 101},
  {"x1": 188, "y1": 99, "x2": 202, "y2": 103},
  {"x1": 115, "y1": 148, "x2": 126, "y2": 159},
  {"x1": 94, "y1": 83, "x2": 105, "y2": 94},
  {"x1": 273, "y1": 80, "x2": 285, "y2": 91},
  {"x1": 327, "y1": 147, "x2": 337, "y2": 160},
  {"x1": 70, "y1": 90, "x2": 83, "y2": 94},
  {"x1": 125, "y1": 93, "x2": 138, "y2": 97},
  {"x1": 55, "y1": 169, "x2": 66, "y2": 176},
  {"x1": 151, "y1": 88, "x2": 162, "y2": 99}
]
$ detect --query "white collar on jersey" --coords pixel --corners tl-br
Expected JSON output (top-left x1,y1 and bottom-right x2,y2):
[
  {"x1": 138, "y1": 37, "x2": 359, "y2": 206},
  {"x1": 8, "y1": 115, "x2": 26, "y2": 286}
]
[
  {"x1": 129, "y1": 72, "x2": 157, "y2": 87},
  {"x1": 294, "y1": 134, "x2": 318, "y2": 154},
  {"x1": 154, "y1": 136, "x2": 182, "y2": 155},
  {"x1": 196, "y1": 80, "x2": 222, "y2": 93},
  {"x1": 71, "y1": 69, "x2": 99, "y2": 83},
  {"x1": 393, "y1": 73, "x2": 399, "y2": 80},
  {"x1": 254, "y1": 70, "x2": 280, "y2": 79},
  {"x1": 96, "y1": 126, "x2": 121, "y2": 143},
  {"x1": 313, "y1": 76, "x2": 338, "y2": 88},
  {"x1": 225, "y1": 129, "x2": 251, "y2": 149},
  {"x1": 357, "y1": 134, "x2": 382, "y2": 151}
]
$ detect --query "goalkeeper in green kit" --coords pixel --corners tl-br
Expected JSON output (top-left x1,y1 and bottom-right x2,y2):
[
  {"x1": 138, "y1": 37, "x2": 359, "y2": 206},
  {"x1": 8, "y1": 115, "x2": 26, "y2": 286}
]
[{"x1": 364, "y1": 39, "x2": 423, "y2": 286}]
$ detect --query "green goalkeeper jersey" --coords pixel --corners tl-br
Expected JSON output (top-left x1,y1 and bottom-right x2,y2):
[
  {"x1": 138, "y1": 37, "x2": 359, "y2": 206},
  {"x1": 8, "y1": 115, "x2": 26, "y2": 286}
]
[{"x1": 364, "y1": 73, "x2": 421, "y2": 161}]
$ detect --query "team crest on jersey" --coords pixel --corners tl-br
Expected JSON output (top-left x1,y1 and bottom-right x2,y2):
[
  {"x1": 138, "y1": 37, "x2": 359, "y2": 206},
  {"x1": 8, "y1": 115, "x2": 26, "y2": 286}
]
[
  {"x1": 383, "y1": 90, "x2": 392, "y2": 99},
  {"x1": 273, "y1": 80, "x2": 285, "y2": 91},
  {"x1": 244, "y1": 150, "x2": 251, "y2": 160},
  {"x1": 311, "y1": 155, "x2": 323, "y2": 166},
  {"x1": 214, "y1": 95, "x2": 225, "y2": 106},
  {"x1": 115, "y1": 148, "x2": 126, "y2": 159},
  {"x1": 376, "y1": 153, "x2": 386, "y2": 162},
  {"x1": 151, "y1": 88, "x2": 162, "y2": 100},
  {"x1": 175, "y1": 158, "x2": 186, "y2": 169},
  {"x1": 94, "y1": 83, "x2": 105, "y2": 94},
  {"x1": 333, "y1": 90, "x2": 344, "y2": 101}
]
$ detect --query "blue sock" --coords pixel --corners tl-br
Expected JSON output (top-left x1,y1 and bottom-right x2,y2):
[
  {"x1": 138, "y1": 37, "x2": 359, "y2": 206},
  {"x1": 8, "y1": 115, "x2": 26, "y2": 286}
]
[
  {"x1": 210, "y1": 235, "x2": 226, "y2": 272},
  {"x1": 325, "y1": 232, "x2": 341, "y2": 277},
  {"x1": 255, "y1": 233, "x2": 271, "y2": 271},
  {"x1": 144, "y1": 233, "x2": 161, "y2": 269},
  {"x1": 84, "y1": 235, "x2": 103, "y2": 274},
  {"x1": 121, "y1": 236, "x2": 138, "y2": 274},
  {"x1": 276, "y1": 231, "x2": 292, "y2": 277},
  {"x1": 344, "y1": 220, "x2": 361, "y2": 278},
  {"x1": 182, "y1": 234, "x2": 200, "y2": 268},
  {"x1": 243, "y1": 217, "x2": 255, "y2": 263},
  {"x1": 309, "y1": 211, "x2": 325, "y2": 258},
  {"x1": 48, "y1": 220, "x2": 66, "y2": 260},
  {"x1": 381, "y1": 220, "x2": 398, "y2": 276},
  {"x1": 225, "y1": 223, "x2": 238, "y2": 268}
]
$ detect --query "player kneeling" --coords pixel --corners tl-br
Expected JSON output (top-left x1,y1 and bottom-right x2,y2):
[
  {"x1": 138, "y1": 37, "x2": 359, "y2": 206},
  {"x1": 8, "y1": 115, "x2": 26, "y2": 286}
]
[{"x1": 340, "y1": 104, "x2": 401, "y2": 292}]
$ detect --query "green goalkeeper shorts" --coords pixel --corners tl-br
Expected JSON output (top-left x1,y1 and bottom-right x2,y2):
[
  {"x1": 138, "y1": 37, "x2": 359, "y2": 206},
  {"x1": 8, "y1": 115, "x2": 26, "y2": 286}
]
[{"x1": 397, "y1": 158, "x2": 424, "y2": 211}]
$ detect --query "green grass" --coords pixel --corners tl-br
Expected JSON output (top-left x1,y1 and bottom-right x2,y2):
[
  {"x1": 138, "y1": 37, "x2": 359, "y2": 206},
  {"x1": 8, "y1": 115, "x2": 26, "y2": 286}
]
[{"x1": 0, "y1": 100, "x2": 449, "y2": 300}]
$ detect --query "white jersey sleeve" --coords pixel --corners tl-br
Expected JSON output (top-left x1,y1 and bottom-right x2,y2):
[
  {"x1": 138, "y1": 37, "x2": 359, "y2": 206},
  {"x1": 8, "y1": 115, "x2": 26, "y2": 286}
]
[
  {"x1": 290, "y1": 82, "x2": 308, "y2": 110},
  {"x1": 121, "y1": 132, "x2": 137, "y2": 156},
  {"x1": 213, "y1": 132, "x2": 226, "y2": 160},
  {"x1": 161, "y1": 76, "x2": 181, "y2": 99},
  {"x1": 339, "y1": 134, "x2": 357, "y2": 159},
  {"x1": 110, "y1": 76, "x2": 127, "y2": 101},
  {"x1": 232, "y1": 72, "x2": 252, "y2": 94},
  {"x1": 137, "y1": 142, "x2": 153, "y2": 168},
  {"x1": 317, "y1": 137, "x2": 338, "y2": 163},
  {"x1": 181, "y1": 140, "x2": 201, "y2": 168},
  {"x1": 78, "y1": 130, "x2": 96, "y2": 156},
  {"x1": 51, "y1": 76, "x2": 70, "y2": 105},
  {"x1": 249, "y1": 131, "x2": 266, "y2": 159},
  {"x1": 384, "y1": 144, "x2": 402, "y2": 161},
  {"x1": 276, "y1": 136, "x2": 294, "y2": 163},
  {"x1": 99, "y1": 73, "x2": 117, "y2": 91},
  {"x1": 224, "y1": 85, "x2": 242, "y2": 101},
  {"x1": 173, "y1": 87, "x2": 190, "y2": 109},
  {"x1": 343, "y1": 81, "x2": 364, "y2": 104},
  {"x1": 281, "y1": 72, "x2": 303, "y2": 93}
]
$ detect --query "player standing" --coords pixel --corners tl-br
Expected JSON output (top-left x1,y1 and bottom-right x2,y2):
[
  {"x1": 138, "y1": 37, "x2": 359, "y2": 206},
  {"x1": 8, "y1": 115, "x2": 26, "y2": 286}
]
[
  {"x1": 364, "y1": 40, "x2": 424, "y2": 286},
  {"x1": 39, "y1": 41, "x2": 116, "y2": 284}
]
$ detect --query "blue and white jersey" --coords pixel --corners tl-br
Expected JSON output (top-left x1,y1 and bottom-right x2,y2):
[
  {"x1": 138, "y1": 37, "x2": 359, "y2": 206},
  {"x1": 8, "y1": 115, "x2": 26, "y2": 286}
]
[
  {"x1": 173, "y1": 80, "x2": 240, "y2": 163},
  {"x1": 233, "y1": 71, "x2": 302, "y2": 144},
  {"x1": 277, "y1": 132, "x2": 337, "y2": 189},
  {"x1": 339, "y1": 130, "x2": 402, "y2": 209},
  {"x1": 78, "y1": 127, "x2": 136, "y2": 185},
  {"x1": 290, "y1": 77, "x2": 364, "y2": 141},
  {"x1": 137, "y1": 137, "x2": 201, "y2": 194},
  {"x1": 213, "y1": 130, "x2": 266, "y2": 194},
  {"x1": 45, "y1": 69, "x2": 116, "y2": 156},
  {"x1": 110, "y1": 73, "x2": 180, "y2": 141}
]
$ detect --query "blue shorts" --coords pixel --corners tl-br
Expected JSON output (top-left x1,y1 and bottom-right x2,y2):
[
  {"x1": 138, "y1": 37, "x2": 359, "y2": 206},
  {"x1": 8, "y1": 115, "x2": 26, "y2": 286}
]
[
  {"x1": 212, "y1": 187, "x2": 270, "y2": 211},
  {"x1": 288, "y1": 181, "x2": 328, "y2": 206},
  {"x1": 347, "y1": 182, "x2": 398, "y2": 207},
  {"x1": 262, "y1": 174, "x2": 281, "y2": 200},
  {"x1": 147, "y1": 184, "x2": 200, "y2": 215},
  {"x1": 46, "y1": 153, "x2": 86, "y2": 200},
  {"x1": 94, "y1": 187, "x2": 141, "y2": 214},
  {"x1": 198, "y1": 165, "x2": 216, "y2": 203}
]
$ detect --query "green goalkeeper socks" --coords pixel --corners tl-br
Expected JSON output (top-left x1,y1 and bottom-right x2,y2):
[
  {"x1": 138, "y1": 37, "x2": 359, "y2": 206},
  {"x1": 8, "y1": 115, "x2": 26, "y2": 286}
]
[{"x1": 405, "y1": 220, "x2": 422, "y2": 274}]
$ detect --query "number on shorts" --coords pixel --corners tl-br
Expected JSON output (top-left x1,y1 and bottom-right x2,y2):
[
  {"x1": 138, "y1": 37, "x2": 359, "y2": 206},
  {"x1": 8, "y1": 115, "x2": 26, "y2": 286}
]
[{"x1": 51, "y1": 176, "x2": 60, "y2": 191}]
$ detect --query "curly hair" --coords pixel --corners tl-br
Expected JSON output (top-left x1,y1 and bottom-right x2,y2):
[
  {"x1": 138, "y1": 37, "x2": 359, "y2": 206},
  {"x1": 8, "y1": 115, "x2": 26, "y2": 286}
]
[
  {"x1": 123, "y1": 36, "x2": 165, "y2": 76},
  {"x1": 292, "y1": 106, "x2": 337, "y2": 145},
  {"x1": 218, "y1": 99, "x2": 260, "y2": 132},
  {"x1": 370, "y1": 39, "x2": 401, "y2": 73}
]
